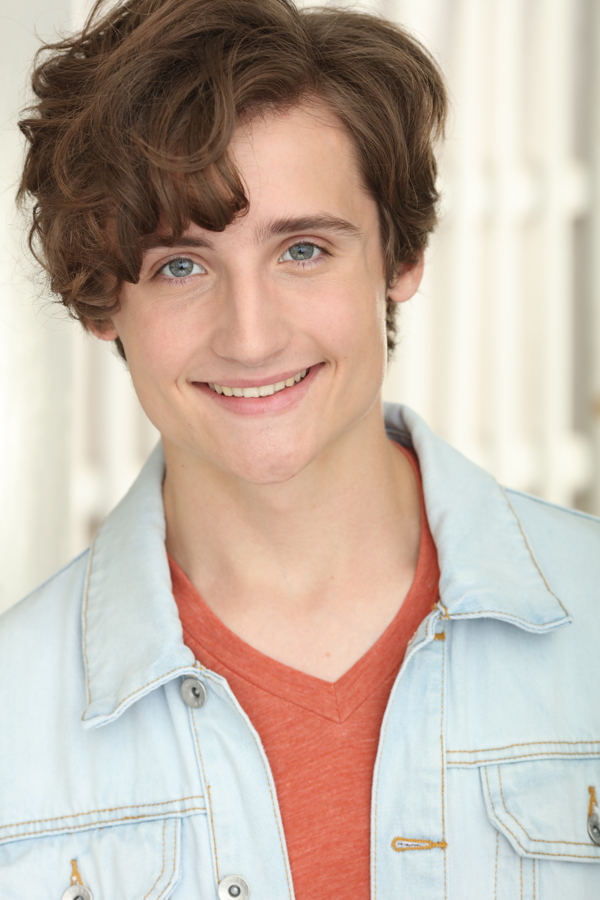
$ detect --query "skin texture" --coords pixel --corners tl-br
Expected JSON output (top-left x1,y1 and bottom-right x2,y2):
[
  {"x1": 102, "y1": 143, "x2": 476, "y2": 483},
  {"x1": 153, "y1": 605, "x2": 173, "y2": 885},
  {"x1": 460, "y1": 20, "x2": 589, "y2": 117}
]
[{"x1": 92, "y1": 102, "x2": 424, "y2": 681}]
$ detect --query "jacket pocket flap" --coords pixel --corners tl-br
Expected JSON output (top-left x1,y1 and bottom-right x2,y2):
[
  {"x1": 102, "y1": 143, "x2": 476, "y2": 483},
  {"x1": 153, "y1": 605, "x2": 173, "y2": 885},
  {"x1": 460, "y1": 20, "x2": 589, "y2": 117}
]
[
  {"x1": 0, "y1": 817, "x2": 180, "y2": 900},
  {"x1": 481, "y1": 760, "x2": 600, "y2": 862},
  {"x1": 0, "y1": 795, "x2": 205, "y2": 845}
]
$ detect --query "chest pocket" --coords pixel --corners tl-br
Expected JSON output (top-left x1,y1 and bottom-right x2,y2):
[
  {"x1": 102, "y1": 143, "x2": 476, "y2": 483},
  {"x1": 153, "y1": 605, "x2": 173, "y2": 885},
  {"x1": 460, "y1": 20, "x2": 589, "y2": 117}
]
[
  {"x1": 0, "y1": 817, "x2": 180, "y2": 900},
  {"x1": 481, "y1": 757, "x2": 600, "y2": 900}
]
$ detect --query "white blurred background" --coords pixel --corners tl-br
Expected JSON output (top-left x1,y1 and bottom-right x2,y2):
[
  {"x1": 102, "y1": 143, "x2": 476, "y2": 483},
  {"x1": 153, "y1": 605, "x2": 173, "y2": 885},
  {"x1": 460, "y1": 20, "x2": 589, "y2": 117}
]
[{"x1": 1, "y1": 0, "x2": 599, "y2": 612}]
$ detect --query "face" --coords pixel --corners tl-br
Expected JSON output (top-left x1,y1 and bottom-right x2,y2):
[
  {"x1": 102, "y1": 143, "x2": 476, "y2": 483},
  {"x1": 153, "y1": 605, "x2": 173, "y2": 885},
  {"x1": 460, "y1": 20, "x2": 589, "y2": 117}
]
[{"x1": 95, "y1": 103, "x2": 422, "y2": 484}]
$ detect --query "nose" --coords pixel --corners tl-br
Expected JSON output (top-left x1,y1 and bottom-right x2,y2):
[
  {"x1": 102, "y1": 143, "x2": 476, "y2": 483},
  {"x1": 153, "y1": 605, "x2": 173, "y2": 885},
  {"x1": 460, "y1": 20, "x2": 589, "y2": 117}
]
[{"x1": 211, "y1": 270, "x2": 292, "y2": 368}]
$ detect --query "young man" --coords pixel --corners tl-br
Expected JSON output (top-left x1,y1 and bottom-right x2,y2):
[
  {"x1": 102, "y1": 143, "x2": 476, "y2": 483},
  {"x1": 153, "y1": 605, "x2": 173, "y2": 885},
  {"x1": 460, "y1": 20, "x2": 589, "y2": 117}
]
[{"x1": 1, "y1": 0, "x2": 599, "y2": 897}]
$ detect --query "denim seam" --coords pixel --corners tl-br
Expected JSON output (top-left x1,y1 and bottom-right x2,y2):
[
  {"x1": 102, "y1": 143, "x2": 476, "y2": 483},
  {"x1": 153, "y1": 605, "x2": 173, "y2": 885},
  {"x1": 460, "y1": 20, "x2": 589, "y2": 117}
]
[
  {"x1": 493, "y1": 831, "x2": 499, "y2": 900},
  {"x1": 143, "y1": 819, "x2": 167, "y2": 899},
  {"x1": 190, "y1": 716, "x2": 220, "y2": 885},
  {"x1": 82, "y1": 537, "x2": 96, "y2": 707},
  {"x1": 1, "y1": 808, "x2": 205, "y2": 842},
  {"x1": 501, "y1": 487, "x2": 569, "y2": 615},
  {"x1": 158, "y1": 819, "x2": 179, "y2": 900},
  {"x1": 449, "y1": 751, "x2": 600, "y2": 766},
  {"x1": 0, "y1": 796, "x2": 204, "y2": 830},
  {"x1": 446, "y1": 610, "x2": 565, "y2": 626},
  {"x1": 519, "y1": 856, "x2": 523, "y2": 900},
  {"x1": 441, "y1": 635, "x2": 448, "y2": 898},
  {"x1": 450, "y1": 740, "x2": 600, "y2": 754}
]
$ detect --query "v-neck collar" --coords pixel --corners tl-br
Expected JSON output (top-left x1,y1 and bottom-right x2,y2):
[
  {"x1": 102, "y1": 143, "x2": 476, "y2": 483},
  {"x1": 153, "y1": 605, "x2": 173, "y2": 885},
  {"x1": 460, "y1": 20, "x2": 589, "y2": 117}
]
[{"x1": 171, "y1": 446, "x2": 439, "y2": 724}]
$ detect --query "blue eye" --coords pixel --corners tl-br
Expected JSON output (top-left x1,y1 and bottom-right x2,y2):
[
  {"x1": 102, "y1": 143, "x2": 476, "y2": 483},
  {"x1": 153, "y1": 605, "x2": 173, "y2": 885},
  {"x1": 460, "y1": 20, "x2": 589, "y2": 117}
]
[
  {"x1": 160, "y1": 257, "x2": 204, "y2": 278},
  {"x1": 280, "y1": 242, "x2": 323, "y2": 262}
]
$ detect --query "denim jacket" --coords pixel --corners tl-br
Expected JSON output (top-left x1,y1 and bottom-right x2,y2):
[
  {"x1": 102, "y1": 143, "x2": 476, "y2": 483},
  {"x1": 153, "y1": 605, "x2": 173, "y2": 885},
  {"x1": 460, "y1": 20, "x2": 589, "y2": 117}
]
[{"x1": 1, "y1": 403, "x2": 599, "y2": 900}]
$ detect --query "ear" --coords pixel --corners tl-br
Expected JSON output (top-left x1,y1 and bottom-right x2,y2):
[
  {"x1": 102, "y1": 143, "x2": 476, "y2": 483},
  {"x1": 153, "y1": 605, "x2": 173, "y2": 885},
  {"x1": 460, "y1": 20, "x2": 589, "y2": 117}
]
[
  {"x1": 387, "y1": 254, "x2": 424, "y2": 305},
  {"x1": 85, "y1": 319, "x2": 119, "y2": 342}
]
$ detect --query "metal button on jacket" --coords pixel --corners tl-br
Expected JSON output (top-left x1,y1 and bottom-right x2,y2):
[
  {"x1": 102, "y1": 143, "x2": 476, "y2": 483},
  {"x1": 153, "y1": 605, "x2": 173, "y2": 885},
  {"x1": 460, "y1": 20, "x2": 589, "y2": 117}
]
[
  {"x1": 589, "y1": 812, "x2": 600, "y2": 845},
  {"x1": 62, "y1": 886, "x2": 93, "y2": 900},
  {"x1": 218, "y1": 875, "x2": 250, "y2": 900},
  {"x1": 180, "y1": 677, "x2": 207, "y2": 709}
]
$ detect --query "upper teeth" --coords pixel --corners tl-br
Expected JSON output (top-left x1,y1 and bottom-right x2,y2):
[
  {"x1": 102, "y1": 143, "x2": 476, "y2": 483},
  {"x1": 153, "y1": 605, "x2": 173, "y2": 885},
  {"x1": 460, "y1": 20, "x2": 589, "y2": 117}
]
[{"x1": 208, "y1": 369, "x2": 308, "y2": 397}]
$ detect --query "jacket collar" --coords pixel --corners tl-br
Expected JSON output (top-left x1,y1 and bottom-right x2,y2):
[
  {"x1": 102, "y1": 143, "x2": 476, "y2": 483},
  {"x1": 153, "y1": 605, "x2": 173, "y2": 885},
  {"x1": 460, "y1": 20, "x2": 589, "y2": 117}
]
[
  {"x1": 81, "y1": 443, "x2": 196, "y2": 728},
  {"x1": 384, "y1": 404, "x2": 569, "y2": 631},
  {"x1": 81, "y1": 403, "x2": 569, "y2": 728}
]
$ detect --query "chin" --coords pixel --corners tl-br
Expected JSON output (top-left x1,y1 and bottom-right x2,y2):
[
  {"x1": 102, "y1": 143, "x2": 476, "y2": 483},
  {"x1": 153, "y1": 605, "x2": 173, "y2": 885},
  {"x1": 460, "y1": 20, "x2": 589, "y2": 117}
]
[{"x1": 220, "y1": 445, "x2": 315, "y2": 486}]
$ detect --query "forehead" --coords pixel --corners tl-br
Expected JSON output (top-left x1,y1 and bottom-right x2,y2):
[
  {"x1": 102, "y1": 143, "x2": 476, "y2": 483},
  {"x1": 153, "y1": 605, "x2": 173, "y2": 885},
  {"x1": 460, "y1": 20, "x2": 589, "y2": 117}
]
[{"x1": 227, "y1": 102, "x2": 374, "y2": 227}]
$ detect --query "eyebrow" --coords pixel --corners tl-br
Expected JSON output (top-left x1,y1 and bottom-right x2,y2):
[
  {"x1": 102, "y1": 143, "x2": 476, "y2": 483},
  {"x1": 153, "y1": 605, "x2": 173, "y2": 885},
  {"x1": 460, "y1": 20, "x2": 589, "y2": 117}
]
[
  {"x1": 141, "y1": 214, "x2": 362, "y2": 254},
  {"x1": 141, "y1": 234, "x2": 216, "y2": 252},
  {"x1": 255, "y1": 215, "x2": 363, "y2": 242}
]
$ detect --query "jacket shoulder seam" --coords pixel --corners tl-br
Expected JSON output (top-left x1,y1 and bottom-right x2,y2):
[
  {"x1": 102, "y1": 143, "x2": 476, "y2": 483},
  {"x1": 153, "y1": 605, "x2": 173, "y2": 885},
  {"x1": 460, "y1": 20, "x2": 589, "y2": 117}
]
[{"x1": 504, "y1": 488, "x2": 600, "y2": 526}]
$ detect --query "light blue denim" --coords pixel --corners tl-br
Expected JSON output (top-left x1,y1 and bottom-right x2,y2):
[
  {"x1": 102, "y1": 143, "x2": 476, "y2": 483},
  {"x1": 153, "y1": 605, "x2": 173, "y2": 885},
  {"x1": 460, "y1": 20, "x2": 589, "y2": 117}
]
[{"x1": 1, "y1": 404, "x2": 599, "y2": 899}]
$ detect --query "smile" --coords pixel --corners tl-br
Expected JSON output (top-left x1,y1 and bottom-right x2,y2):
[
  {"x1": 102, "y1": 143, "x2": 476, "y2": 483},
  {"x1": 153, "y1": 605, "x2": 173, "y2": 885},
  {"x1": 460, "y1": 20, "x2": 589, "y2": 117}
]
[{"x1": 207, "y1": 369, "x2": 309, "y2": 398}]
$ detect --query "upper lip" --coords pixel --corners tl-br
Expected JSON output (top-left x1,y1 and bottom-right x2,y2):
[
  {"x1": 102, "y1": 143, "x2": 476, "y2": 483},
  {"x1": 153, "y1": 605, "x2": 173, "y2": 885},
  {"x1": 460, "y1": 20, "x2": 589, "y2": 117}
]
[{"x1": 193, "y1": 365, "x2": 314, "y2": 389}]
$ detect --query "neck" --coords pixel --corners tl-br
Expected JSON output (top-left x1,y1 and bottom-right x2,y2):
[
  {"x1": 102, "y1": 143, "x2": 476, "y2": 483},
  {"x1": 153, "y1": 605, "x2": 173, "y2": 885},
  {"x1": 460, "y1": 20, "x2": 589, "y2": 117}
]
[{"x1": 164, "y1": 407, "x2": 420, "y2": 608}]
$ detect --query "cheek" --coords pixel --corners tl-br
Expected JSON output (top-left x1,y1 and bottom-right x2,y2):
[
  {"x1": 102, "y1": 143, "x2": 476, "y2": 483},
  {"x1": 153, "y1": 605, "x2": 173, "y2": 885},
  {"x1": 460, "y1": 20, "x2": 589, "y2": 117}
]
[
  {"x1": 122, "y1": 322, "x2": 195, "y2": 437},
  {"x1": 116, "y1": 302, "x2": 194, "y2": 385},
  {"x1": 307, "y1": 276, "x2": 386, "y2": 359},
  {"x1": 125, "y1": 329, "x2": 172, "y2": 385}
]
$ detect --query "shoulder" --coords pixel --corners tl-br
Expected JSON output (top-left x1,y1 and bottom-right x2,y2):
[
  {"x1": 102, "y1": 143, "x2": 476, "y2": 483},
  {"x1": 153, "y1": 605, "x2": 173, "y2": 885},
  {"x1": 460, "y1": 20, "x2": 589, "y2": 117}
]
[
  {"x1": 499, "y1": 488, "x2": 600, "y2": 710},
  {"x1": 446, "y1": 489, "x2": 600, "y2": 750},
  {"x1": 0, "y1": 550, "x2": 90, "y2": 674},
  {"x1": 0, "y1": 551, "x2": 91, "y2": 806},
  {"x1": 505, "y1": 488, "x2": 600, "y2": 609},
  {"x1": 506, "y1": 486, "x2": 600, "y2": 538}
]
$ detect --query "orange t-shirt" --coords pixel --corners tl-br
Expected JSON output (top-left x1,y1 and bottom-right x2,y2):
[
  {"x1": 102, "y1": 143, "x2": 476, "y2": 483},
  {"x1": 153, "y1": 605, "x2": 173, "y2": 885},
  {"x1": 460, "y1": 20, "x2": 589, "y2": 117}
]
[{"x1": 170, "y1": 447, "x2": 440, "y2": 900}]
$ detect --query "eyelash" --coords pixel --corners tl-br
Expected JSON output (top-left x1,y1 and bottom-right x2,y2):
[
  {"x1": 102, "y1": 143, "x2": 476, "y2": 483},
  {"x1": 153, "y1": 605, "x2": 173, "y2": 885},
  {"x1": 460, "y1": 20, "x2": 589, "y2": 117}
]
[{"x1": 154, "y1": 240, "x2": 330, "y2": 285}]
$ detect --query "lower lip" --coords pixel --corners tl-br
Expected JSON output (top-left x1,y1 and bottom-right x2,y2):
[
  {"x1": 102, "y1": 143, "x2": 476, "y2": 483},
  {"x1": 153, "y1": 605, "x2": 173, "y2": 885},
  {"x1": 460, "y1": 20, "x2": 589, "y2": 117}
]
[{"x1": 192, "y1": 364, "x2": 323, "y2": 416}]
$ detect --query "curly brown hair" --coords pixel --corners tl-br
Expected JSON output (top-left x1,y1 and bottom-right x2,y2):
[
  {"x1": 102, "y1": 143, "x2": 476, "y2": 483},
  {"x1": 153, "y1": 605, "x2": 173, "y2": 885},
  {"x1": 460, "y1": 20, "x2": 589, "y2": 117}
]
[{"x1": 18, "y1": 0, "x2": 447, "y2": 359}]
